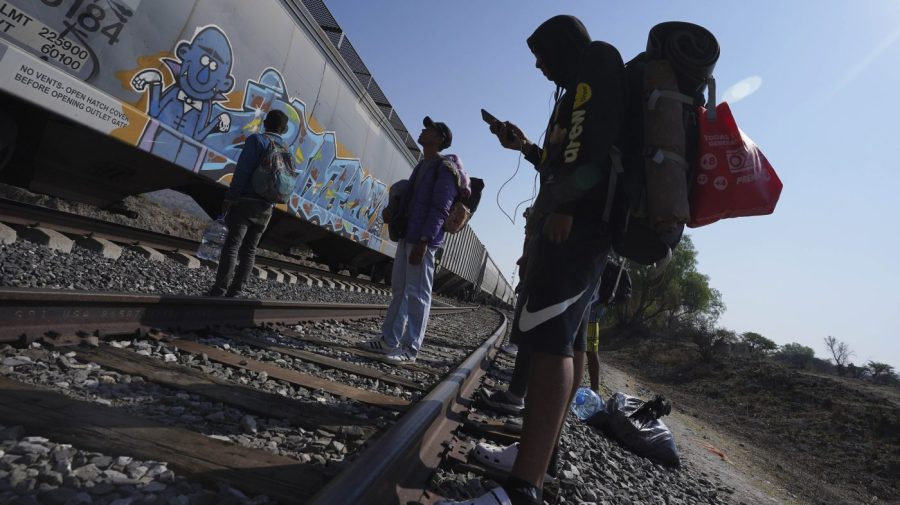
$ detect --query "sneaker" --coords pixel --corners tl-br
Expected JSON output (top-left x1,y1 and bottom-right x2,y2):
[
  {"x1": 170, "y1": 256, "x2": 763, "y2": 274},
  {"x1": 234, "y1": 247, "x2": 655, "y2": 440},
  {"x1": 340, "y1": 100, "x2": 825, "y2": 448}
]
[
  {"x1": 358, "y1": 337, "x2": 398, "y2": 355},
  {"x1": 471, "y1": 442, "x2": 554, "y2": 481},
  {"x1": 503, "y1": 417, "x2": 523, "y2": 434},
  {"x1": 480, "y1": 389, "x2": 524, "y2": 415},
  {"x1": 500, "y1": 343, "x2": 518, "y2": 355},
  {"x1": 434, "y1": 486, "x2": 512, "y2": 505},
  {"x1": 384, "y1": 347, "x2": 417, "y2": 363}
]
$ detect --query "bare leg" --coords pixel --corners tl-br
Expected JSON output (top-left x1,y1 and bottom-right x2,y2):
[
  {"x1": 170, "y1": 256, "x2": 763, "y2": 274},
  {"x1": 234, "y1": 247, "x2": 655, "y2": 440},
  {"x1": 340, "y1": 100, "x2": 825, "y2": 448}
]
[
  {"x1": 571, "y1": 350, "x2": 586, "y2": 401},
  {"x1": 554, "y1": 351, "x2": 586, "y2": 445},
  {"x1": 587, "y1": 350, "x2": 601, "y2": 392},
  {"x1": 510, "y1": 351, "x2": 573, "y2": 488}
]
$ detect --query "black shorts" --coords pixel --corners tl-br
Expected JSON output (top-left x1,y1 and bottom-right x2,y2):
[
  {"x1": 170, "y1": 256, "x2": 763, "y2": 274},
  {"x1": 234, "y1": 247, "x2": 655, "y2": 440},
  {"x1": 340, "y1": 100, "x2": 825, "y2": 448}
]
[{"x1": 510, "y1": 224, "x2": 609, "y2": 357}]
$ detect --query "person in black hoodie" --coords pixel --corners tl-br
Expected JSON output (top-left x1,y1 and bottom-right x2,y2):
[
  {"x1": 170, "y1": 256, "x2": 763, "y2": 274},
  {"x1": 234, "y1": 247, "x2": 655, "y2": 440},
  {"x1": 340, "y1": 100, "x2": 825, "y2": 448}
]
[{"x1": 437, "y1": 15, "x2": 626, "y2": 505}]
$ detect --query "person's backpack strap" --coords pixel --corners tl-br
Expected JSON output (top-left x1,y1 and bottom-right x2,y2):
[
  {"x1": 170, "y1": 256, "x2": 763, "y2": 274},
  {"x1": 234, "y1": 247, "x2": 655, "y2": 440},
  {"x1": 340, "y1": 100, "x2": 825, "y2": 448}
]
[
  {"x1": 602, "y1": 146, "x2": 624, "y2": 223},
  {"x1": 646, "y1": 89, "x2": 695, "y2": 109},
  {"x1": 607, "y1": 260, "x2": 627, "y2": 305},
  {"x1": 705, "y1": 77, "x2": 717, "y2": 121}
]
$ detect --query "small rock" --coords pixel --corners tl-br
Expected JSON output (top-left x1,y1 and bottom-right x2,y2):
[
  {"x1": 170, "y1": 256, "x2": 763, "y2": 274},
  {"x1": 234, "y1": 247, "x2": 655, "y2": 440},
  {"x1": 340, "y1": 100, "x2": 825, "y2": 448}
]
[
  {"x1": 91, "y1": 455, "x2": 113, "y2": 468},
  {"x1": 143, "y1": 481, "x2": 167, "y2": 493},
  {"x1": 72, "y1": 464, "x2": 100, "y2": 481},
  {"x1": 11, "y1": 442, "x2": 50, "y2": 456},
  {"x1": 1, "y1": 357, "x2": 32, "y2": 367},
  {"x1": 240, "y1": 415, "x2": 258, "y2": 434},
  {"x1": 205, "y1": 411, "x2": 225, "y2": 422}
]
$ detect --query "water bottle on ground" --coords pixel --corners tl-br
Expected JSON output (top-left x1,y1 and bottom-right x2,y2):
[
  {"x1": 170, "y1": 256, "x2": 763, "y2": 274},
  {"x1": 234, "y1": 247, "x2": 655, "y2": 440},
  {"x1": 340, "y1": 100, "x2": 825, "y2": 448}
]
[
  {"x1": 197, "y1": 216, "x2": 228, "y2": 262},
  {"x1": 570, "y1": 387, "x2": 604, "y2": 420}
]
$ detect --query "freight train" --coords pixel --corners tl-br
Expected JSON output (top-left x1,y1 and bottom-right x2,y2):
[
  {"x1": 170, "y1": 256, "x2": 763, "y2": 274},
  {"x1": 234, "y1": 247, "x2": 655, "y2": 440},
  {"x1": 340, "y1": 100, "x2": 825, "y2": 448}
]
[{"x1": 0, "y1": 0, "x2": 513, "y2": 305}]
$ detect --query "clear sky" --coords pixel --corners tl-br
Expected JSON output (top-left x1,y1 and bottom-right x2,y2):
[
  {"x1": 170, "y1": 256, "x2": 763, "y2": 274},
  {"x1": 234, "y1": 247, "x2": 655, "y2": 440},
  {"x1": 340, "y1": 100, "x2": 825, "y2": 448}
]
[{"x1": 325, "y1": 1, "x2": 900, "y2": 369}]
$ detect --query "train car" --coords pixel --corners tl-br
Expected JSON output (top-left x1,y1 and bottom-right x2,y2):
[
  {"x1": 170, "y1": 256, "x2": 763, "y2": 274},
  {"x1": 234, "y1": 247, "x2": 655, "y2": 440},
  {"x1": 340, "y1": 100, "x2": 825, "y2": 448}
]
[
  {"x1": 0, "y1": 0, "x2": 513, "y2": 302},
  {"x1": 434, "y1": 224, "x2": 485, "y2": 298},
  {"x1": 477, "y1": 253, "x2": 502, "y2": 303}
]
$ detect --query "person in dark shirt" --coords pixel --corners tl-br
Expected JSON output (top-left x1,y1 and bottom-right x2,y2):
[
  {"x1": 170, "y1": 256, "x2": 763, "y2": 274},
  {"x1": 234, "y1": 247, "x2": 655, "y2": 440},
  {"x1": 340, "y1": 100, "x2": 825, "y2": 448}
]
[
  {"x1": 207, "y1": 109, "x2": 289, "y2": 297},
  {"x1": 437, "y1": 15, "x2": 626, "y2": 505}
]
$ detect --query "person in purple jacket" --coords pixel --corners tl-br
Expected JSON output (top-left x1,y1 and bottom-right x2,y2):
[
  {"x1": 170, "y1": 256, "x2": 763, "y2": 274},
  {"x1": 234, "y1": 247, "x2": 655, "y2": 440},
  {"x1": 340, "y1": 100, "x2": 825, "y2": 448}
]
[{"x1": 361, "y1": 116, "x2": 460, "y2": 363}]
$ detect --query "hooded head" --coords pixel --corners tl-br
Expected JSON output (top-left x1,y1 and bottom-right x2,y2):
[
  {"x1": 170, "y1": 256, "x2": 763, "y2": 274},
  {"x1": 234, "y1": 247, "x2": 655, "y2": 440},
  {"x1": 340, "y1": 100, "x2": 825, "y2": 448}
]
[{"x1": 526, "y1": 15, "x2": 591, "y2": 89}]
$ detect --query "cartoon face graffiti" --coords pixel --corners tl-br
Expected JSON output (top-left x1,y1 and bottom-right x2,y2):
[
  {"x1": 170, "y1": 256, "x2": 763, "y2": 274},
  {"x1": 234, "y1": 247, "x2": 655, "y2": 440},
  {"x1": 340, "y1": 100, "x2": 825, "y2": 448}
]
[
  {"x1": 173, "y1": 27, "x2": 235, "y2": 101},
  {"x1": 131, "y1": 25, "x2": 234, "y2": 141}
]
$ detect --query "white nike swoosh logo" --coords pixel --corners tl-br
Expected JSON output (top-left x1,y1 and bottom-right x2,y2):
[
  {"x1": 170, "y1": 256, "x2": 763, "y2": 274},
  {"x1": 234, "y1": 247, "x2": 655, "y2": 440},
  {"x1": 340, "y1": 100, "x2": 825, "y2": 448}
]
[{"x1": 518, "y1": 288, "x2": 586, "y2": 333}]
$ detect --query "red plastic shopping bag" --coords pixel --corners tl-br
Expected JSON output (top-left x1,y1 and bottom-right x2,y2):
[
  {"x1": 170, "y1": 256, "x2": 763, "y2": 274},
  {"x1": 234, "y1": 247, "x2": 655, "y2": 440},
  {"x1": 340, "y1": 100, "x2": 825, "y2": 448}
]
[{"x1": 688, "y1": 102, "x2": 782, "y2": 228}]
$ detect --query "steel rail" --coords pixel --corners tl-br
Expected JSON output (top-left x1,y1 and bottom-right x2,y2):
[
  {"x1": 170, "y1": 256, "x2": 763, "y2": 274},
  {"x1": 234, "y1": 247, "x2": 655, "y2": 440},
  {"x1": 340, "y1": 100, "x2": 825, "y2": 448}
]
[
  {"x1": 308, "y1": 310, "x2": 508, "y2": 505},
  {"x1": 0, "y1": 288, "x2": 474, "y2": 343},
  {"x1": 0, "y1": 198, "x2": 381, "y2": 288}
]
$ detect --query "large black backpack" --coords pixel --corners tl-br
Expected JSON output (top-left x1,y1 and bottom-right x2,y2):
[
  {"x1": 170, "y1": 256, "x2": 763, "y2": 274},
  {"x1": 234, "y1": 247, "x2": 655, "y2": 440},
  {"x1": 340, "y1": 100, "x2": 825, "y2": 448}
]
[{"x1": 604, "y1": 22, "x2": 719, "y2": 266}]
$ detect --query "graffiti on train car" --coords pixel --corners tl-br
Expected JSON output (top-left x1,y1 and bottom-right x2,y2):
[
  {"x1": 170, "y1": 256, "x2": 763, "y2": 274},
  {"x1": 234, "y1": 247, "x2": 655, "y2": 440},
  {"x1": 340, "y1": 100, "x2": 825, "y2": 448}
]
[{"x1": 129, "y1": 25, "x2": 389, "y2": 251}]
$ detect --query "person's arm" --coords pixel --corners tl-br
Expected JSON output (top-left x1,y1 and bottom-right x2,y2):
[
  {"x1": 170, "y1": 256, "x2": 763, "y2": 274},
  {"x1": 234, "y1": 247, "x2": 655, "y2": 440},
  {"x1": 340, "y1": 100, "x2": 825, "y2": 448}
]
[
  {"x1": 493, "y1": 121, "x2": 543, "y2": 169},
  {"x1": 224, "y1": 135, "x2": 264, "y2": 204},
  {"x1": 521, "y1": 141, "x2": 543, "y2": 167}
]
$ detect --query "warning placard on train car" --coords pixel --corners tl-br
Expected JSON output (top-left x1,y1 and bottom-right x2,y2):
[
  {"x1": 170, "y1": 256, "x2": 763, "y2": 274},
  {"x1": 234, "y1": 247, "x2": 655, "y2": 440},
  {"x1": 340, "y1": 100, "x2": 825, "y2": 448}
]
[{"x1": 0, "y1": 43, "x2": 129, "y2": 132}]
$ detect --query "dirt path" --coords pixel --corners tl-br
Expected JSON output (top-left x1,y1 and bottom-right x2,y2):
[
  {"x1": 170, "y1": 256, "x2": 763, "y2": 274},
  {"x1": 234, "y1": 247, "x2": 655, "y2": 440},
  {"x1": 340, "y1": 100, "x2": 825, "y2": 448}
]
[{"x1": 598, "y1": 362, "x2": 804, "y2": 505}]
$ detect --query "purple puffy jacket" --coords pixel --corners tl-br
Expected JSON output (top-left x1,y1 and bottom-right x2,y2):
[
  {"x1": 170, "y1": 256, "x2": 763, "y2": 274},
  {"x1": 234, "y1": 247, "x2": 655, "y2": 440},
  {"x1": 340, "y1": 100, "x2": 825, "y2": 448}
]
[{"x1": 404, "y1": 155, "x2": 469, "y2": 248}]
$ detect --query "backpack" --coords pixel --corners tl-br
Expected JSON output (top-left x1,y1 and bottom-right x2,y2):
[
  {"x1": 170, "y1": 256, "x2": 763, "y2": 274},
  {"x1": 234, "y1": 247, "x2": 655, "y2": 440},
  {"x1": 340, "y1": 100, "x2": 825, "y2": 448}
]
[
  {"x1": 384, "y1": 179, "x2": 410, "y2": 242},
  {"x1": 436, "y1": 154, "x2": 484, "y2": 234},
  {"x1": 605, "y1": 22, "x2": 719, "y2": 266},
  {"x1": 250, "y1": 133, "x2": 296, "y2": 204}
]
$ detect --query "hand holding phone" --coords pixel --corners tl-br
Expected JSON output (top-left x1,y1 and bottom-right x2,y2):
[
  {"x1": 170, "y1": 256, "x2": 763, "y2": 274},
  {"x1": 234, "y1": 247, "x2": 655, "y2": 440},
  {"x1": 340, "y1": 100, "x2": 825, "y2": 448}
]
[{"x1": 481, "y1": 109, "x2": 518, "y2": 146}]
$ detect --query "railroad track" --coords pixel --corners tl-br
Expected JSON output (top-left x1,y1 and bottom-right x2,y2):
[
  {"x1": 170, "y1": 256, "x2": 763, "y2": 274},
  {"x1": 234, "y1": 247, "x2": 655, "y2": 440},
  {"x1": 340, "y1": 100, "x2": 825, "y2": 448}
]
[
  {"x1": 0, "y1": 289, "x2": 512, "y2": 504},
  {"x1": 0, "y1": 288, "x2": 472, "y2": 344},
  {"x1": 0, "y1": 197, "x2": 387, "y2": 295}
]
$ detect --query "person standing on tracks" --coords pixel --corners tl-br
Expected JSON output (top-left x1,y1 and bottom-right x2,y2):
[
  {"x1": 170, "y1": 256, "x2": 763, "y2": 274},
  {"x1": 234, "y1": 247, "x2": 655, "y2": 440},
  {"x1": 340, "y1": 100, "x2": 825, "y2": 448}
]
[
  {"x1": 361, "y1": 117, "x2": 461, "y2": 363},
  {"x1": 207, "y1": 110, "x2": 290, "y2": 298},
  {"x1": 438, "y1": 16, "x2": 626, "y2": 505}
]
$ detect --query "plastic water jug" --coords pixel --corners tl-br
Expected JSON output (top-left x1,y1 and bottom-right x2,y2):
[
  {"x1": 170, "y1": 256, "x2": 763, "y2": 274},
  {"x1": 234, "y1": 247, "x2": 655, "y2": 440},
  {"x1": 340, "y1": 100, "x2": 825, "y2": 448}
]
[
  {"x1": 570, "y1": 387, "x2": 604, "y2": 420},
  {"x1": 197, "y1": 217, "x2": 228, "y2": 262}
]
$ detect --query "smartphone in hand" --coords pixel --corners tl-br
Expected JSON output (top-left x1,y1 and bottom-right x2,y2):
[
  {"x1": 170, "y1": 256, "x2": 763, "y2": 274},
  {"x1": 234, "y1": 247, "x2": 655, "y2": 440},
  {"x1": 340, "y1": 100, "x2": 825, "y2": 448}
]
[{"x1": 481, "y1": 109, "x2": 499, "y2": 125}]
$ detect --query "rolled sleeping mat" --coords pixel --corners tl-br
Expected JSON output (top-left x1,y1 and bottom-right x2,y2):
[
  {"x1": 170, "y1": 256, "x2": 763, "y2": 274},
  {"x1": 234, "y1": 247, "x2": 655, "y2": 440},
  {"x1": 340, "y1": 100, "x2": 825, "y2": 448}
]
[
  {"x1": 643, "y1": 59, "x2": 691, "y2": 232},
  {"x1": 647, "y1": 22, "x2": 719, "y2": 93}
]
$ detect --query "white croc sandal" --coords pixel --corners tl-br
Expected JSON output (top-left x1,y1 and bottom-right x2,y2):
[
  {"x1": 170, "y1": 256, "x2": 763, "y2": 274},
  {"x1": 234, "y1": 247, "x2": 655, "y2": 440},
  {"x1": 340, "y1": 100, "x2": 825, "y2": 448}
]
[
  {"x1": 471, "y1": 441, "x2": 555, "y2": 481},
  {"x1": 471, "y1": 441, "x2": 518, "y2": 473},
  {"x1": 434, "y1": 486, "x2": 512, "y2": 505}
]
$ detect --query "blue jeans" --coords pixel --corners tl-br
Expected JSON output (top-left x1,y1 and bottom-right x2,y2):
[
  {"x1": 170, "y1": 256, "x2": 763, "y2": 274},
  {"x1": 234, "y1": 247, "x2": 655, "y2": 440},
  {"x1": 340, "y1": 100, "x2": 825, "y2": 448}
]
[{"x1": 381, "y1": 239, "x2": 437, "y2": 353}]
